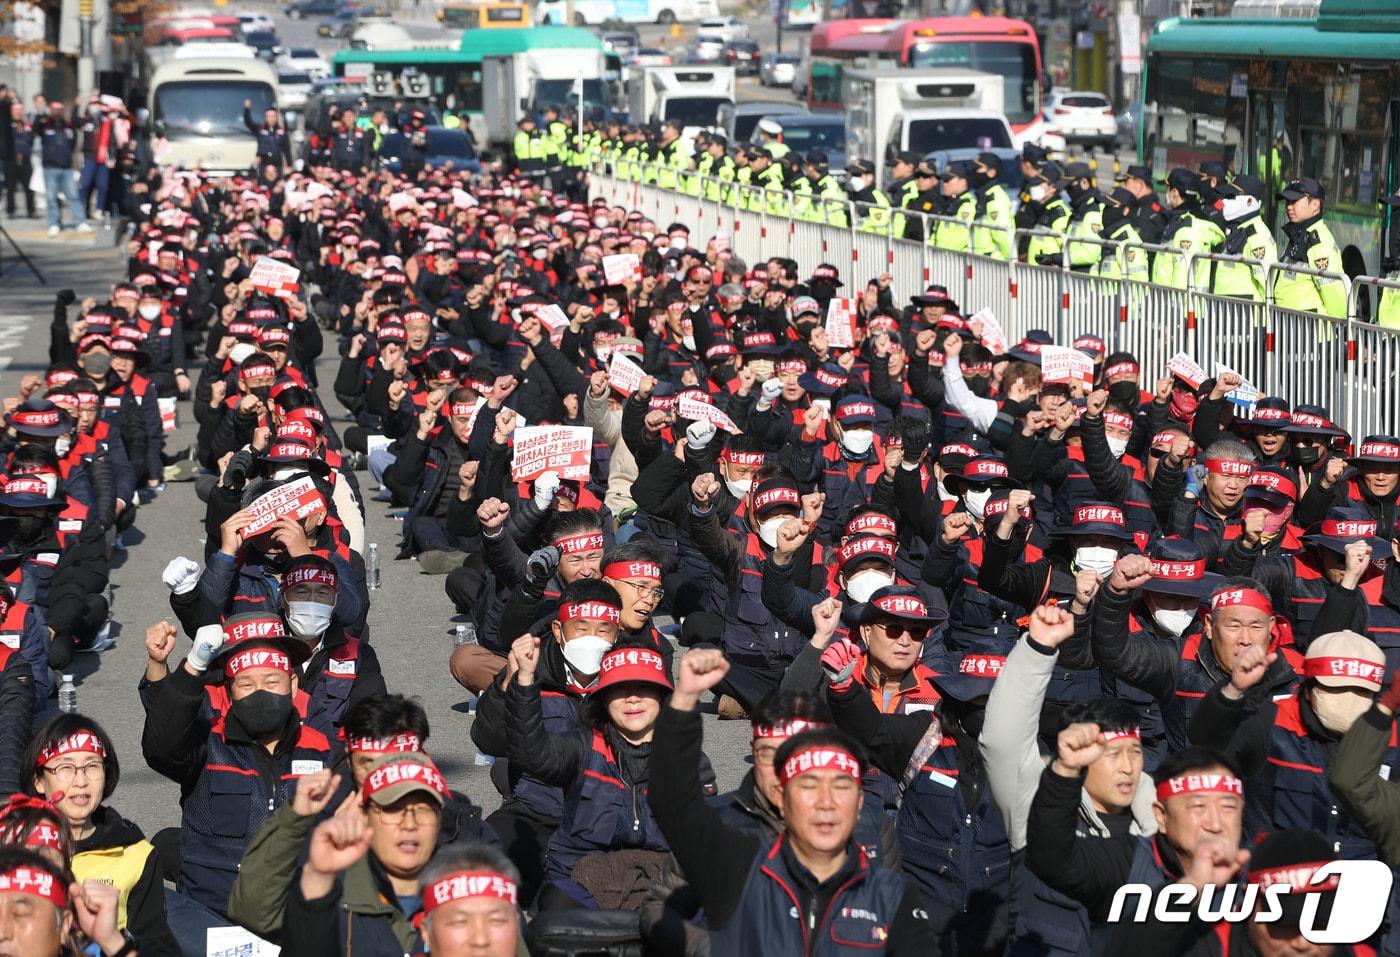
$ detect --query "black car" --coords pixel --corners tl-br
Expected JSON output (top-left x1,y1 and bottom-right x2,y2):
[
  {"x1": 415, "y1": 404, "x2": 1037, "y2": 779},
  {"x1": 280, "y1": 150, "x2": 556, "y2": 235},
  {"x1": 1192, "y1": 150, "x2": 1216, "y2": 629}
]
[
  {"x1": 244, "y1": 30, "x2": 280, "y2": 59},
  {"x1": 317, "y1": 9, "x2": 358, "y2": 38},
  {"x1": 286, "y1": 0, "x2": 344, "y2": 17},
  {"x1": 722, "y1": 40, "x2": 761, "y2": 75}
]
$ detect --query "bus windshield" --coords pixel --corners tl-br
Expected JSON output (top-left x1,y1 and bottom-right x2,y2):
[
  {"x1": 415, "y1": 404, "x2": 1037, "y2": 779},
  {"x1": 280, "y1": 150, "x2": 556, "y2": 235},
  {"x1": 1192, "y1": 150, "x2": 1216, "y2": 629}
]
[
  {"x1": 909, "y1": 41, "x2": 1037, "y2": 124},
  {"x1": 531, "y1": 78, "x2": 610, "y2": 112},
  {"x1": 905, "y1": 116, "x2": 1011, "y2": 154},
  {"x1": 663, "y1": 96, "x2": 728, "y2": 128},
  {"x1": 155, "y1": 80, "x2": 275, "y2": 135}
]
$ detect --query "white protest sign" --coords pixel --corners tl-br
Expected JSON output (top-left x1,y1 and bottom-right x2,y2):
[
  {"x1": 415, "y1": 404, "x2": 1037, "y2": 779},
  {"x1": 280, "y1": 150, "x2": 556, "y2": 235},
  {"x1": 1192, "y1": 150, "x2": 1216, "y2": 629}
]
[
  {"x1": 248, "y1": 257, "x2": 301, "y2": 301},
  {"x1": 1213, "y1": 362, "x2": 1260, "y2": 410},
  {"x1": 969, "y1": 308, "x2": 1007, "y2": 357},
  {"x1": 678, "y1": 394, "x2": 739, "y2": 433},
  {"x1": 1040, "y1": 345, "x2": 1095, "y2": 387},
  {"x1": 534, "y1": 304, "x2": 570, "y2": 346},
  {"x1": 240, "y1": 475, "x2": 325, "y2": 538},
  {"x1": 602, "y1": 253, "x2": 642, "y2": 284},
  {"x1": 1166, "y1": 352, "x2": 1207, "y2": 389},
  {"x1": 512, "y1": 425, "x2": 593, "y2": 481},
  {"x1": 825, "y1": 297, "x2": 856, "y2": 349},
  {"x1": 607, "y1": 351, "x2": 645, "y2": 397},
  {"x1": 207, "y1": 926, "x2": 279, "y2": 957}
]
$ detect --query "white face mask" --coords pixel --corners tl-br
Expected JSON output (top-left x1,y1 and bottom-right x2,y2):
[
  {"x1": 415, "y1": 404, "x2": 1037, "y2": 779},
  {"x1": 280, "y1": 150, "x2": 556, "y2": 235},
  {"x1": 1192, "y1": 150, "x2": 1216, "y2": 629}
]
[
  {"x1": 724, "y1": 476, "x2": 752, "y2": 498},
  {"x1": 54, "y1": 436, "x2": 71, "y2": 457},
  {"x1": 139, "y1": 304, "x2": 162, "y2": 320},
  {"x1": 841, "y1": 428, "x2": 875, "y2": 456},
  {"x1": 595, "y1": 345, "x2": 613, "y2": 363},
  {"x1": 845, "y1": 569, "x2": 895, "y2": 603},
  {"x1": 848, "y1": 176, "x2": 868, "y2": 192},
  {"x1": 229, "y1": 342, "x2": 257, "y2": 364},
  {"x1": 1106, "y1": 435, "x2": 1129, "y2": 459},
  {"x1": 272, "y1": 466, "x2": 306, "y2": 481},
  {"x1": 1075, "y1": 545, "x2": 1119, "y2": 579},
  {"x1": 561, "y1": 634, "x2": 612, "y2": 681},
  {"x1": 937, "y1": 480, "x2": 957, "y2": 503},
  {"x1": 669, "y1": 236, "x2": 687, "y2": 250},
  {"x1": 682, "y1": 334, "x2": 696, "y2": 352},
  {"x1": 1221, "y1": 195, "x2": 1260, "y2": 223},
  {"x1": 1150, "y1": 600, "x2": 1196, "y2": 638},
  {"x1": 963, "y1": 487, "x2": 991, "y2": 519},
  {"x1": 1312, "y1": 687, "x2": 1374, "y2": 735},
  {"x1": 1031, "y1": 184, "x2": 1052, "y2": 203},
  {"x1": 286, "y1": 600, "x2": 333, "y2": 639},
  {"x1": 759, "y1": 515, "x2": 788, "y2": 549},
  {"x1": 593, "y1": 216, "x2": 609, "y2": 228}
]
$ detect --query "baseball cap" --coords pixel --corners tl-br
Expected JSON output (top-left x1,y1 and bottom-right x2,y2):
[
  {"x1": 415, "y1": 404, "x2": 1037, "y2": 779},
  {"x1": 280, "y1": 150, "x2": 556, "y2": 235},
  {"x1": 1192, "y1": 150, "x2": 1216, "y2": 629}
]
[
  {"x1": 593, "y1": 646, "x2": 673, "y2": 694},
  {"x1": 361, "y1": 752, "x2": 452, "y2": 807},
  {"x1": 1115, "y1": 164, "x2": 1152, "y2": 182},
  {"x1": 1278, "y1": 178, "x2": 1324, "y2": 202},
  {"x1": 1166, "y1": 168, "x2": 1200, "y2": 194},
  {"x1": 1304, "y1": 630, "x2": 1386, "y2": 692}
]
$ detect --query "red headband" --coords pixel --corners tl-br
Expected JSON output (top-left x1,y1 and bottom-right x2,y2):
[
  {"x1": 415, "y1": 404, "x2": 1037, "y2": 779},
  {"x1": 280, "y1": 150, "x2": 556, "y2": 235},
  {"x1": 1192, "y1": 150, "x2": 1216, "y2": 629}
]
[
  {"x1": 1151, "y1": 430, "x2": 1190, "y2": 452},
  {"x1": 225, "y1": 648, "x2": 292, "y2": 677},
  {"x1": 37, "y1": 731, "x2": 106, "y2": 767},
  {"x1": 837, "y1": 537, "x2": 897, "y2": 567},
  {"x1": 224, "y1": 617, "x2": 286, "y2": 644},
  {"x1": 846, "y1": 513, "x2": 897, "y2": 537},
  {"x1": 959, "y1": 654, "x2": 1006, "y2": 677},
  {"x1": 239, "y1": 363, "x2": 277, "y2": 381},
  {"x1": 422, "y1": 871, "x2": 519, "y2": 913},
  {"x1": 603, "y1": 561, "x2": 662, "y2": 582},
  {"x1": 1155, "y1": 772, "x2": 1244, "y2": 802},
  {"x1": 1150, "y1": 558, "x2": 1207, "y2": 580},
  {"x1": 1102, "y1": 361, "x2": 1139, "y2": 380},
  {"x1": 1102, "y1": 727, "x2": 1142, "y2": 742},
  {"x1": 1210, "y1": 587, "x2": 1274, "y2": 617},
  {"x1": 1102, "y1": 411, "x2": 1134, "y2": 432},
  {"x1": 24, "y1": 821, "x2": 63, "y2": 851},
  {"x1": 448, "y1": 402, "x2": 475, "y2": 417},
  {"x1": 0, "y1": 866, "x2": 67, "y2": 909},
  {"x1": 720, "y1": 449, "x2": 765, "y2": 467},
  {"x1": 751, "y1": 718, "x2": 825, "y2": 742},
  {"x1": 558, "y1": 601, "x2": 621, "y2": 624},
  {"x1": 341, "y1": 732, "x2": 422, "y2": 754},
  {"x1": 1074, "y1": 504, "x2": 1124, "y2": 527},
  {"x1": 1303, "y1": 656, "x2": 1386, "y2": 689},
  {"x1": 1320, "y1": 518, "x2": 1378, "y2": 538},
  {"x1": 556, "y1": 533, "x2": 605, "y2": 555},
  {"x1": 1206, "y1": 459, "x2": 1253, "y2": 477},
  {"x1": 1359, "y1": 441, "x2": 1400, "y2": 460},
  {"x1": 778, "y1": 747, "x2": 861, "y2": 786},
  {"x1": 752, "y1": 487, "x2": 801, "y2": 511},
  {"x1": 1247, "y1": 862, "x2": 1341, "y2": 893},
  {"x1": 871, "y1": 594, "x2": 928, "y2": 618}
]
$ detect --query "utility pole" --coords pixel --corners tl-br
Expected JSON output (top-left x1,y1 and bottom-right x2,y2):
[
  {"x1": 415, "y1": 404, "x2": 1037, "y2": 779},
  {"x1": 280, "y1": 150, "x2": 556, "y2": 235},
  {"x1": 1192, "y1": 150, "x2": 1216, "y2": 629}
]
[{"x1": 78, "y1": 0, "x2": 95, "y2": 95}]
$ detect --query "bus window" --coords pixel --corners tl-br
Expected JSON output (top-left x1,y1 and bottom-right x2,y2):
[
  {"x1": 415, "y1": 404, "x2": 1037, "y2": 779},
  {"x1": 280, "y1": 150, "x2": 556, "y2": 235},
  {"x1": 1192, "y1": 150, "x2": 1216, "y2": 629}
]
[
  {"x1": 908, "y1": 40, "x2": 1037, "y2": 125},
  {"x1": 485, "y1": 5, "x2": 527, "y2": 23},
  {"x1": 810, "y1": 60, "x2": 842, "y2": 107}
]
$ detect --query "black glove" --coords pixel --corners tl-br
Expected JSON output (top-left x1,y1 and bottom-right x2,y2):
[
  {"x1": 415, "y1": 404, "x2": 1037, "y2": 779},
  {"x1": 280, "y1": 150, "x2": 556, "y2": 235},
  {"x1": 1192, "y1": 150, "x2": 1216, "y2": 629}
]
[{"x1": 1036, "y1": 253, "x2": 1065, "y2": 267}]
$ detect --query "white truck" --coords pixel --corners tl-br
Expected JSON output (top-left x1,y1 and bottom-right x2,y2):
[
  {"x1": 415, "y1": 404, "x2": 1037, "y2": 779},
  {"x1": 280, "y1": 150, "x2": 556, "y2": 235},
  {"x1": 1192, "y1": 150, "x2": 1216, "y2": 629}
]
[
  {"x1": 841, "y1": 67, "x2": 1008, "y2": 190},
  {"x1": 626, "y1": 65, "x2": 734, "y2": 141},
  {"x1": 482, "y1": 46, "x2": 610, "y2": 148}
]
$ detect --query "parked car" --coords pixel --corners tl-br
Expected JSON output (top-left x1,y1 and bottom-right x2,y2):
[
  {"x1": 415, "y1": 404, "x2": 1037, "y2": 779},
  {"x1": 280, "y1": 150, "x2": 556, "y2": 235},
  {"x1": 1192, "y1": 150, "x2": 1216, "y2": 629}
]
[
  {"x1": 377, "y1": 126, "x2": 481, "y2": 174},
  {"x1": 286, "y1": 0, "x2": 344, "y2": 18},
  {"x1": 278, "y1": 47, "x2": 331, "y2": 79},
  {"x1": 318, "y1": 8, "x2": 358, "y2": 37},
  {"x1": 243, "y1": 30, "x2": 280, "y2": 60},
  {"x1": 750, "y1": 112, "x2": 847, "y2": 177},
  {"x1": 1042, "y1": 89, "x2": 1117, "y2": 148},
  {"x1": 629, "y1": 47, "x2": 673, "y2": 68},
  {"x1": 696, "y1": 15, "x2": 747, "y2": 42},
  {"x1": 722, "y1": 40, "x2": 760, "y2": 75},
  {"x1": 691, "y1": 35, "x2": 725, "y2": 61},
  {"x1": 759, "y1": 52, "x2": 798, "y2": 87}
]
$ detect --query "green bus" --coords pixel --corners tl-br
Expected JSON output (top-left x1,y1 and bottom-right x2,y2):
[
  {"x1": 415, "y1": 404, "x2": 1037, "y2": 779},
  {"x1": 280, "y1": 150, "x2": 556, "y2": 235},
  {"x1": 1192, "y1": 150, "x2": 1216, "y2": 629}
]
[
  {"x1": 1140, "y1": 0, "x2": 1400, "y2": 279},
  {"x1": 330, "y1": 26, "x2": 620, "y2": 137}
]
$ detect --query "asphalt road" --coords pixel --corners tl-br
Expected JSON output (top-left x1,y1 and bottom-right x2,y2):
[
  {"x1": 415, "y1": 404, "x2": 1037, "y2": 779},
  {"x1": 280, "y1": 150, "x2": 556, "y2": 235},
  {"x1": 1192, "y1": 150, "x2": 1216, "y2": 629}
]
[{"x1": 0, "y1": 226, "x2": 756, "y2": 841}]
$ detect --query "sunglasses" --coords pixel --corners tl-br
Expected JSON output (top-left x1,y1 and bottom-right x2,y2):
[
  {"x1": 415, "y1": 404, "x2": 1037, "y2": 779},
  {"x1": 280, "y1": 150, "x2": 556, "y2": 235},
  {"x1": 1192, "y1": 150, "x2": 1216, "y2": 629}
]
[{"x1": 876, "y1": 622, "x2": 930, "y2": 642}]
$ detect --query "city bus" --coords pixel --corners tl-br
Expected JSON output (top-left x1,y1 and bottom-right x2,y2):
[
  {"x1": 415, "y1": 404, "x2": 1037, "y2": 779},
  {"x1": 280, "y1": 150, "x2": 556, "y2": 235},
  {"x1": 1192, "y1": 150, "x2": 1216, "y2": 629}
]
[
  {"x1": 1141, "y1": 0, "x2": 1400, "y2": 278},
  {"x1": 532, "y1": 0, "x2": 718, "y2": 25},
  {"x1": 805, "y1": 17, "x2": 1046, "y2": 146},
  {"x1": 438, "y1": 1, "x2": 531, "y2": 29}
]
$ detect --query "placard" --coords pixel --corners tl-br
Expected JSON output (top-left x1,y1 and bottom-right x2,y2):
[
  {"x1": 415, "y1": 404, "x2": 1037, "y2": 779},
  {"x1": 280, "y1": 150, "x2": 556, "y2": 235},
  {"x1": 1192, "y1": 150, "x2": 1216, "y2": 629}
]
[
  {"x1": 1214, "y1": 362, "x2": 1260, "y2": 410},
  {"x1": 824, "y1": 296, "x2": 856, "y2": 349},
  {"x1": 512, "y1": 425, "x2": 593, "y2": 481},
  {"x1": 1166, "y1": 352, "x2": 1207, "y2": 389},
  {"x1": 678, "y1": 394, "x2": 739, "y2": 433},
  {"x1": 207, "y1": 926, "x2": 279, "y2": 957},
  {"x1": 607, "y1": 351, "x2": 644, "y2": 397},
  {"x1": 240, "y1": 475, "x2": 326, "y2": 538},
  {"x1": 602, "y1": 253, "x2": 642, "y2": 284},
  {"x1": 534, "y1": 303, "x2": 569, "y2": 346},
  {"x1": 248, "y1": 257, "x2": 301, "y2": 301},
  {"x1": 1039, "y1": 345, "x2": 1094, "y2": 387},
  {"x1": 158, "y1": 396, "x2": 177, "y2": 433},
  {"x1": 969, "y1": 307, "x2": 1007, "y2": 357}
]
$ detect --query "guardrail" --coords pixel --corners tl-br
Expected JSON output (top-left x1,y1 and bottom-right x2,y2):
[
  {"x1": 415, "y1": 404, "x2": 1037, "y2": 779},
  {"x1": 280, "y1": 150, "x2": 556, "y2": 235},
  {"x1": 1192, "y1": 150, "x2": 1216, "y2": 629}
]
[{"x1": 590, "y1": 164, "x2": 1400, "y2": 438}]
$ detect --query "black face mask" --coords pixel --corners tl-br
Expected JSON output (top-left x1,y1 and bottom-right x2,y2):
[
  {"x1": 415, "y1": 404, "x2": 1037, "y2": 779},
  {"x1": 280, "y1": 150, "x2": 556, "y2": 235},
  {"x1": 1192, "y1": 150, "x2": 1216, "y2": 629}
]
[
  {"x1": 967, "y1": 376, "x2": 992, "y2": 399},
  {"x1": 1066, "y1": 181, "x2": 1090, "y2": 202},
  {"x1": 250, "y1": 385, "x2": 272, "y2": 404},
  {"x1": 1108, "y1": 380, "x2": 1140, "y2": 406},
  {"x1": 229, "y1": 689, "x2": 294, "y2": 737},
  {"x1": 1102, "y1": 205, "x2": 1128, "y2": 231},
  {"x1": 1291, "y1": 444, "x2": 1322, "y2": 469},
  {"x1": 11, "y1": 513, "x2": 49, "y2": 543}
]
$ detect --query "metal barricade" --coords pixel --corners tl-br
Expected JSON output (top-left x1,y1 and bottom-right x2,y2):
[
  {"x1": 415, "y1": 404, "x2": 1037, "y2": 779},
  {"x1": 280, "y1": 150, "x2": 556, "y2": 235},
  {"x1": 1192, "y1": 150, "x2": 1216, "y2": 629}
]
[
  {"x1": 964, "y1": 223, "x2": 1017, "y2": 329},
  {"x1": 1345, "y1": 277, "x2": 1400, "y2": 438},
  {"x1": 1184, "y1": 251, "x2": 1269, "y2": 385},
  {"x1": 848, "y1": 203, "x2": 894, "y2": 280},
  {"x1": 1057, "y1": 236, "x2": 1127, "y2": 360},
  {"x1": 1011, "y1": 229, "x2": 1066, "y2": 342}
]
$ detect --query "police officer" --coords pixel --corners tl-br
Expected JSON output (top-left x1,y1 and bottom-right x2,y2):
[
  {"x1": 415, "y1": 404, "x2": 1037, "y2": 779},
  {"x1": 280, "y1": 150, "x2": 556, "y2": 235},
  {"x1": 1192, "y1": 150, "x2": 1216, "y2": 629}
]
[
  {"x1": 932, "y1": 160, "x2": 976, "y2": 253},
  {"x1": 242, "y1": 100, "x2": 291, "y2": 171},
  {"x1": 1025, "y1": 170, "x2": 1071, "y2": 266},
  {"x1": 699, "y1": 133, "x2": 735, "y2": 202},
  {"x1": 804, "y1": 150, "x2": 847, "y2": 227},
  {"x1": 1274, "y1": 176, "x2": 1346, "y2": 318},
  {"x1": 904, "y1": 160, "x2": 943, "y2": 243},
  {"x1": 1116, "y1": 164, "x2": 1166, "y2": 244},
  {"x1": 328, "y1": 108, "x2": 371, "y2": 174},
  {"x1": 1152, "y1": 168, "x2": 1223, "y2": 288},
  {"x1": 1060, "y1": 161, "x2": 1104, "y2": 272},
  {"x1": 845, "y1": 158, "x2": 891, "y2": 234},
  {"x1": 888, "y1": 149, "x2": 920, "y2": 209},
  {"x1": 1211, "y1": 174, "x2": 1276, "y2": 302},
  {"x1": 512, "y1": 114, "x2": 548, "y2": 181},
  {"x1": 650, "y1": 119, "x2": 687, "y2": 190},
  {"x1": 1380, "y1": 191, "x2": 1400, "y2": 329},
  {"x1": 1095, "y1": 186, "x2": 1147, "y2": 284},
  {"x1": 1019, "y1": 141, "x2": 1049, "y2": 186},
  {"x1": 744, "y1": 146, "x2": 787, "y2": 216},
  {"x1": 1197, "y1": 159, "x2": 1232, "y2": 231},
  {"x1": 754, "y1": 117, "x2": 789, "y2": 160},
  {"x1": 971, "y1": 151, "x2": 1013, "y2": 260}
]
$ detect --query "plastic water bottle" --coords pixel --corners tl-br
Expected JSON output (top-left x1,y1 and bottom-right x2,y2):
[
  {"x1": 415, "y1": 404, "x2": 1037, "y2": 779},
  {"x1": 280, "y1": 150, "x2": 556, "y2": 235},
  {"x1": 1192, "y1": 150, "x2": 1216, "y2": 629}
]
[
  {"x1": 367, "y1": 543, "x2": 381, "y2": 591},
  {"x1": 453, "y1": 622, "x2": 478, "y2": 647},
  {"x1": 58, "y1": 675, "x2": 77, "y2": 714}
]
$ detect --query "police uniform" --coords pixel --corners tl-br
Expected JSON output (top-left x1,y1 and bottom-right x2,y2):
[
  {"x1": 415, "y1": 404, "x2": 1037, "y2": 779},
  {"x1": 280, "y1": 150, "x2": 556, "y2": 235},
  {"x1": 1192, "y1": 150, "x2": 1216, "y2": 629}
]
[
  {"x1": 1274, "y1": 178, "x2": 1346, "y2": 318},
  {"x1": 1211, "y1": 176, "x2": 1277, "y2": 302}
]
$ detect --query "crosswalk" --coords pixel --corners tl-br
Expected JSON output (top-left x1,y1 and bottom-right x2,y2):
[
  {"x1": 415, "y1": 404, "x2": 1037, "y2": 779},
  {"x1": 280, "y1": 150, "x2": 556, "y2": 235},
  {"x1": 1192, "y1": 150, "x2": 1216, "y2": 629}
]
[{"x1": 0, "y1": 311, "x2": 40, "y2": 374}]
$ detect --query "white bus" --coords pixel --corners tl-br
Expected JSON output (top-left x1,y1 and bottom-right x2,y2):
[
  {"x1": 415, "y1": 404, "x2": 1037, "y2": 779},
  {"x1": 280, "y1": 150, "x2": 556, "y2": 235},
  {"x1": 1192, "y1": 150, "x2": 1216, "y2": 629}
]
[
  {"x1": 149, "y1": 58, "x2": 278, "y2": 175},
  {"x1": 533, "y1": 0, "x2": 717, "y2": 25}
]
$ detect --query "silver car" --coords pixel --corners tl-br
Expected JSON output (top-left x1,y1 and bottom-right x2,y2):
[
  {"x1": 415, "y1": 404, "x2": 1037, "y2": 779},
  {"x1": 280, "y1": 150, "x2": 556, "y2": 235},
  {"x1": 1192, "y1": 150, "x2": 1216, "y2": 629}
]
[{"x1": 759, "y1": 52, "x2": 799, "y2": 87}]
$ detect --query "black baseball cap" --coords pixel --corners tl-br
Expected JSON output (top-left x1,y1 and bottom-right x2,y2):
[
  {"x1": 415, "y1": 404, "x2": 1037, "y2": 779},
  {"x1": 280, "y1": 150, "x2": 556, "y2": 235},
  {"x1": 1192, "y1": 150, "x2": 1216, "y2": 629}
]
[
  {"x1": 1021, "y1": 142, "x2": 1048, "y2": 165},
  {"x1": 941, "y1": 160, "x2": 974, "y2": 181},
  {"x1": 975, "y1": 152, "x2": 1002, "y2": 172},
  {"x1": 1062, "y1": 161, "x2": 1093, "y2": 181},
  {"x1": 1166, "y1": 168, "x2": 1200, "y2": 195},
  {"x1": 1232, "y1": 174, "x2": 1266, "y2": 202},
  {"x1": 1278, "y1": 177, "x2": 1325, "y2": 202},
  {"x1": 1198, "y1": 160, "x2": 1228, "y2": 181},
  {"x1": 893, "y1": 150, "x2": 920, "y2": 167},
  {"x1": 1115, "y1": 164, "x2": 1152, "y2": 182}
]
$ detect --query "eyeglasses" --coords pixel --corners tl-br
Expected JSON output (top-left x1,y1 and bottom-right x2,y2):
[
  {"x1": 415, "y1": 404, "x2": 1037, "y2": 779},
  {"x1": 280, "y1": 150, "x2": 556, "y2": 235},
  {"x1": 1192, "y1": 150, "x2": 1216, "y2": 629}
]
[
  {"x1": 369, "y1": 802, "x2": 440, "y2": 825},
  {"x1": 42, "y1": 762, "x2": 103, "y2": 783},
  {"x1": 752, "y1": 744, "x2": 779, "y2": 766},
  {"x1": 615, "y1": 579, "x2": 664, "y2": 602},
  {"x1": 877, "y1": 622, "x2": 930, "y2": 642}
]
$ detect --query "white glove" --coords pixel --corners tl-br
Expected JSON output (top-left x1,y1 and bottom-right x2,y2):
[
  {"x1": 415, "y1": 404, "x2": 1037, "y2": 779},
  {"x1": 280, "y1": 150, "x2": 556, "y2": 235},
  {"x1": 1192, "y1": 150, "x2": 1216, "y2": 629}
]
[
  {"x1": 187, "y1": 624, "x2": 226, "y2": 674},
  {"x1": 686, "y1": 420, "x2": 716, "y2": 449},
  {"x1": 162, "y1": 557, "x2": 201, "y2": 596},
  {"x1": 533, "y1": 470, "x2": 561, "y2": 509},
  {"x1": 756, "y1": 377, "x2": 783, "y2": 412}
]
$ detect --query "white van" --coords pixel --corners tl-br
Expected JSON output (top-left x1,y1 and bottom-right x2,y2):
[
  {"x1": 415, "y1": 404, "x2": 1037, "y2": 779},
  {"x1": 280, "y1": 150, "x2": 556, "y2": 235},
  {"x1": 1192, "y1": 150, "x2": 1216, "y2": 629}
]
[{"x1": 149, "y1": 58, "x2": 279, "y2": 174}]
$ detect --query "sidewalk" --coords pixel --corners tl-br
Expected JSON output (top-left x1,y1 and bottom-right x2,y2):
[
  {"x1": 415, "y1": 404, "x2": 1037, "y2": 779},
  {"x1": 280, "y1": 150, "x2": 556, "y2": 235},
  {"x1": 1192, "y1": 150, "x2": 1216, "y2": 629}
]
[{"x1": 0, "y1": 220, "x2": 122, "y2": 298}]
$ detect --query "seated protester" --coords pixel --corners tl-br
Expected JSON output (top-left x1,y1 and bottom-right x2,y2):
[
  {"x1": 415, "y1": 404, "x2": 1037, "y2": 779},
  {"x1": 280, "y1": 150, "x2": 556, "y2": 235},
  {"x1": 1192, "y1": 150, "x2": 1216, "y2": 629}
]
[
  {"x1": 0, "y1": 583, "x2": 34, "y2": 791},
  {"x1": 780, "y1": 593, "x2": 941, "y2": 811},
  {"x1": 105, "y1": 333, "x2": 164, "y2": 490},
  {"x1": 413, "y1": 845, "x2": 524, "y2": 957},
  {"x1": 22, "y1": 714, "x2": 179, "y2": 956},
  {"x1": 596, "y1": 540, "x2": 672, "y2": 660},
  {"x1": 384, "y1": 386, "x2": 484, "y2": 574},
  {"x1": 1075, "y1": 389, "x2": 1170, "y2": 538},
  {"x1": 1225, "y1": 506, "x2": 1395, "y2": 655},
  {"x1": 938, "y1": 332, "x2": 1001, "y2": 439},
  {"x1": 199, "y1": 352, "x2": 280, "y2": 471},
  {"x1": 279, "y1": 555, "x2": 385, "y2": 735},
  {"x1": 1167, "y1": 439, "x2": 1257, "y2": 569},
  {"x1": 0, "y1": 845, "x2": 135, "y2": 957},
  {"x1": 1025, "y1": 741, "x2": 1248, "y2": 953},
  {"x1": 821, "y1": 594, "x2": 1012, "y2": 956},
  {"x1": 9, "y1": 443, "x2": 104, "y2": 555},
  {"x1": 270, "y1": 407, "x2": 365, "y2": 557},
  {"x1": 279, "y1": 753, "x2": 452, "y2": 956},
  {"x1": 649, "y1": 648, "x2": 938, "y2": 956},
  {"x1": 1288, "y1": 406, "x2": 1352, "y2": 523},
  {"x1": 469, "y1": 579, "x2": 622, "y2": 903},
  {"x1": 803, "y1": 395, "x2": 886, "y2": 544},
  {"x1": 4, "y1": 400, "x2": 111, "y2": 529},
  {"x1": 57, "y1": 379, "x2": 138, "y2": 521},
  {"x1": 41, "y1": 387, "x2": 124, "y2": 529},
  {"x1": 0, "y1": 470, "x2": 108, "y2": 670},
  {"x1": 1188, "y1": 629, "x2": 1394, "y2": 865},
  {"x1": 1227, "y1": 396, "x2": 1293, "y2": 468},
  {"x1": 1092, "y1": 552, "x2": 1298, "y2": 751},
  {"x1": 505, "y1": 632, "x2": 712, "y2": 912},
  {"x1": 980, "y1": 606, "x2": 1157, "y2": 957},
  {"x1": 79, "y1": 336, "x2": 151, "y2": 493},
  {"x1": 140, "y1": 614, "x2": 325, "y2": 947},
  {"x1": 197, "y1": 474, "x2": 363, "y2": 633}
]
